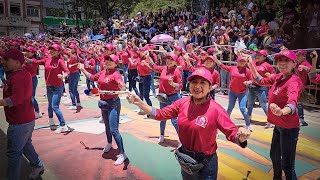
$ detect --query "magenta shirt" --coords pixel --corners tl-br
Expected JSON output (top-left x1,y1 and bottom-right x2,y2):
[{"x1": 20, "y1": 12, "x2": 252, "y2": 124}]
[
  {"x1": 296, "y1": 60, "x2": 312, "y2": 86},
  {"x1": 252, "y1": 60, "x2": 275, "y2": 85},
  {"x1": 257, "y1": 74, "x2": 302, "y2": 128},
  {"x1": 220, "y1": 64, "x2": 252, "y2": 94},
  {"x1": 154, "y1": 97, "x2": 244, "y2": 155},
  {"x1": 23, "y1": 58, "x2": 39, "y2": 77},
  {"x1": 152, "y1": 64, "x2": 182, "y2": 95}
]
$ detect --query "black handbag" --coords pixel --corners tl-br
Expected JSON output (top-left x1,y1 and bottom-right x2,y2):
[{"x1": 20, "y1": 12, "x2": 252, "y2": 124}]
[{"x1": 174, "y1": 147, "x2": 212, "y2": 175}]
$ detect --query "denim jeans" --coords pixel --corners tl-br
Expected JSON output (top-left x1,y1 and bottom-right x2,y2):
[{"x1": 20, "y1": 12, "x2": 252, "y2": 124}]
[
  {"x1": 220, "y1": 69, "x2": 229, "y2": 89},
  {"x1": 150, "y1": 70, "x2": 156, "y2": 94},
  {"x1": 128, "y1": 69, "x2": 140, "y2": 96},
  {"x1": 7, "y1": 121, "x2": 43, "y2": 180},
  {"x1": 122, "y1": 64, "x2": 129, "y2": 84},
  {"x1": 100, "y1": 97, "x2": 125, "y2": 153},
  {"x1": 181, "y1": 153, "x2": 218, "y2": 180},
  {"x1": 160, "y1": 93, "x2": 181, "y2": 135},
  {"x1": 31, "y1": 76, "x2": 40, "y2": 113},
  {"x1": 0, "y1": 66, "x2": 5, "y2": 84},
  {"x1": 86, "y1": 78, "x2": 96, "y2": 90},
  {"x1": 139, "y1": 74, "x2": 152, "y2": 106},
  {"x1": 46, "y1": 86, "x2": 66, "y2": 126},
  {"x1": 227, "y1": 91, "x2": 250, "y2": 126},
  {"x1": 182, "y1": 70, "x2": 190, "y2": 92},
  {"x1": 270, "y1": 126, "x2": 299, "y2": 180},
  {"x1": 247, "y1": 86, "x2": 268, "y2": 116},
  {"x1": 69, "y1": 72, "x2": 80, "y2": 106},
  {"x1": 297, "y1": 103, "x2": 305, "y2": 123},
  {"x1": 210, "y1": 90, "x2": 215, "y2": 100}
]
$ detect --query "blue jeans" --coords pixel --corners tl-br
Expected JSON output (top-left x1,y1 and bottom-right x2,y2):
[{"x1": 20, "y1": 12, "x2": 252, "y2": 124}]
[
  {"x1": 181, "y1": 153, "x2": 218, "y2": 180},
  {"x1": 31, "y1": 76, "x2": 40, "y2": 113},
  {"x1": 247, "y1": 86, "x2": 268, "y2": 116},
  {"x1": 227, "y1": 91, "x2": 250, "y2": 126},
  {"x1": 210, "y1": 90, "x2": 215, "y2": 100},
  {"x1": 160, "y1": 93, "x2": 181, "y2": 135},
  {"x1": 99, "y1": 98, "x2": 125, "y2": 153},
  {"x1": 86, "y1": 78, "x2": 96, "y2": 90},
  {"x1": 0, "y1": 66, "x2": 5, "y2": 84},
  {"x1": 96, "y1": 62, "x2": 100, "y2": 73},
  {"x1": 69, "y1": 72, "x2": 80, "y2": 106},
  {"x1": 297, "y1": 103, "x2": 305, "y2": 123},
  {"x1": 220, "y1": 69, "x2": 229, "y2": 89},
  {"x1": 46, "y1": 86, "x2": 66, "y2": 126},
  {"x1": 128, "y1": 69, "x2": 140, "y2": 96},
  {"x1": 270, "y1": 126, "x2": 299, "y2": 180},
  {"x1": 122, "y1": 64, "x2": 128, "y2": 84},
  {"x1": 150, "y1": 70, "x2": 156, "y2": 94},
  {"x1": 7, "y1": 121, "x2": 43, "y2": 180},
  {"x1": 182, "y1": 70, "x2": 191, "y2": 92},
  {"x1": 139, "y1": 75, "x2": 152, "y2": 106}
]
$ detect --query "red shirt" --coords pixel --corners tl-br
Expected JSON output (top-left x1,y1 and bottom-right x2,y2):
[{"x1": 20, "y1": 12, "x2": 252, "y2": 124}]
[
  {"x1": 3, "y1": 69, "x2": 35, "y2": 125},
  {"x1": 257, "y1": 74, "x2": 302, "y2": 128},
  {"x1": 252, "y1": 60, "x2": 275, "y2": 85},
  {"x1": 23, "y1": 58, "x2": 39, "y2": 77},
  {"x1": 152, "y1": 65, "x2": 182, "y2": 95},
  {"x1": 89, "y1": 69, "x2": 124, "y2": 100},
  {"x1": 120, "y1": 51, "x2": 130, "y2": 65},
  {"x1": 137, "y1": 58, "x2": 152, "y2": 76},
  {"x1": 296, "y1": 60, "x2": 312, "y2": 86},
  {"x1": 67, "y1": 55, "x2": 79, "y2": 73},
  {"x1": 310, "y1": 74, "x2": 320, "y2": 84},
  {"x1": 155, "y1": 97, "x2": 241, "y2": 155},
  {"x1": 257, "y1": 25, "x2": 270, "y2": 36},
  {"x1": 220, "y1": 64, "x2": 252, "y2": 94},
  {"x1": 82, "y1": 58, "x2": 96, "y2": 75},
  {"x1": 35, "y1": 56, "x2": 70, "y2": 87},
  {"x1": 128, "y1": 57, "x2": 139, "y2": 70}
]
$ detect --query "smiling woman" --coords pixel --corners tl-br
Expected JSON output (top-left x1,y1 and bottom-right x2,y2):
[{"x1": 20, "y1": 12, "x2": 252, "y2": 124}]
[
  {"x1": 126, "y1": 68, "x2": 251, "y2": 180},
  {"x1": 246, "y1": 50, "x2": 303, "y2": 180}
]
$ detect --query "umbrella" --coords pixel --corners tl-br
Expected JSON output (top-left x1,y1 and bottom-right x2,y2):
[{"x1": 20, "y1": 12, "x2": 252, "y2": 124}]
[
  {"x1": 150, "y1": 34, "x2": 174, "y2": 43},
  {"x1": 91, "y1": 35, "x2": 105, "y2": 40}
]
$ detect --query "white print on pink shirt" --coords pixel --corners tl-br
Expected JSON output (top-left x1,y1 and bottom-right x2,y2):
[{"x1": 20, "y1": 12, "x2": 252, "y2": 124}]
[
  {"x1": 273, "y1": 87, "x2": 280, "y2": 95},
  {"x1": 195, "y1": 116, "x2": 208, "y2": 128},
  {"x1": 105, "y1": 78, "x2": 110, "y2": 83}
]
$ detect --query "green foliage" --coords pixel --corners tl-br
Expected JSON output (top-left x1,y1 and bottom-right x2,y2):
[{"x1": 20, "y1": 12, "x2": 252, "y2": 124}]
[{"x1": 130, "y1": 0, "x2": 189, "y2": 17}]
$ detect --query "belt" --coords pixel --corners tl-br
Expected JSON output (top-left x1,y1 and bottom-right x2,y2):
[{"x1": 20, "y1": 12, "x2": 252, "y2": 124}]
[
  {"x1": 180, "y1": 146, "x2": 213, "y2": 163},
  {"x1": 101, "y1": 97, "x2": 119, "y2": 102}
]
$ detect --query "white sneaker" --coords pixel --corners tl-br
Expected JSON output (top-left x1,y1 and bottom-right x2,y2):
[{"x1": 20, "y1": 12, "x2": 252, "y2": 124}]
[
  {"x1": 35, "y1": 112, "x2": 43, "y2": 119},
  {"x1": 54, "y1": 125, "x2": 70, "y2": 134},
  {"x1": 67, "y1": 106, "x2": 77, "y2": 110},
  {"x1": 103, "y1": 143, "x2": 112, "y2": 153},
  {"x1": 159, "y1": 135, "x2": 164, "y2": 143},
  {"x1": 29, "y1": 166, "x2": 44, "y2": 179},
  {"x1": 48, "y1": 118, "x2": 55, "y2": 126},
  {"x1": 264, "y1": 123, "x2": 275, "y2": 129},
  {"x1": 99, "y1": 117, "x2": 104, "y2": 123},
  {"x1": 246, "y1": 125, "x2": 253, "y2": 132},
  {"x1": 114, "y1": 154, "x2": 127, "y2": 166}
]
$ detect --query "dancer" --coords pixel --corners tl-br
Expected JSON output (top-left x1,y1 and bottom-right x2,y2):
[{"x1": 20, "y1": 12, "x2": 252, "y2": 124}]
[
  {"x1": 0, "y1": 49, "x2": 44, "y2": 180},
  {"x1": 79, "y1": 54, "x2": 128, "y2": 165},
  {"x1": 246, "y1": 50, "x2": 302, "y2": 180},
  {"x1": 126, "y1": 68, "x2": 250, "y2": 179},
  {"x1": 309, "y1": 50, "x2": 319, "y2": 84}
]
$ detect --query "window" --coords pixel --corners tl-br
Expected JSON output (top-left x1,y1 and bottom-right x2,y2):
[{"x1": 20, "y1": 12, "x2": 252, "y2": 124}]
[
  {"x1": 0, "y1": 2, "x2": 4, "y2": 15},
  {"x1": 10, "y1": 3, "x2": 21, "y2": 16},
  {"x1": 27, "y1": 6, "x2": 39, "y2": 17}
]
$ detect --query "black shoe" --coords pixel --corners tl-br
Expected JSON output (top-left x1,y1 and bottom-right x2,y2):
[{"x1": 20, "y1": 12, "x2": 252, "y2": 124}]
[{"x1": 300, "y1": 122, "x2": 308, "y2": 127}]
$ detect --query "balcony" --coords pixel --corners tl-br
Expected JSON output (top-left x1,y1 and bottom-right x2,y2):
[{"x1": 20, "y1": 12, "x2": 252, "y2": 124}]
[{"x1": 0, "y1": 17, "x2": 32, "y2": 27}]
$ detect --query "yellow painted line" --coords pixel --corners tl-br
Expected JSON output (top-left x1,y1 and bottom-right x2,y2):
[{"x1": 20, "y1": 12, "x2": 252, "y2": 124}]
[{"x1": 218, "y1": 161, "x2": 246, "y2": 179}]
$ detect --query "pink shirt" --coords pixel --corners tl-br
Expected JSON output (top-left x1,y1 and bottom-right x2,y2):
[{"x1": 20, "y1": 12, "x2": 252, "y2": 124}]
[
  {"x1": 82, "y1": 58, "x2": 96, "y2": 75},
  {"x1": 154, "y1": 97, "x2": 245, "y2": 155},
  {"x1": 152, "y1": 64, "x2": 182, "y2": 95},
  {"x1": 128, "y1": 57, "x2": 139, "y2": 70},
  {"x1": 252, "y1": 60, "x2": 275, "y2": 85},
  {"x1": 120, "y1": 51, "x2": 129, "y2": 65},
  {"x1": 23, "y1": 58, "x2": 39, "y2": 77},
  {"x1": 257, "y1": 74, "x2": 302, "y2": 128},
  {"x1": 89, "y1": 69, "x2": 124, "y2": 100},
  {"x1": 220, "y1": 64, "x2": 252, "y2": 94},
  {"x1": 137, "y1": 58, "x2": 152, "y2": 76},
  {"x1": 35, "y1": 56, "x2": 70, "y2": 87},
  {"x1": 296, "y1": 60, "x2": 312, "y2": 86},
  {"x1": 309, "y1": 74, "x2": 320, "y2": 84},
  {"x1": 67, "y1": 55, "x2": 80, "y2": 73}
]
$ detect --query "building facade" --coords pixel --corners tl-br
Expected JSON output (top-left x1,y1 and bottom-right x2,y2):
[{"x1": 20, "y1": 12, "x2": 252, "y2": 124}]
[{"x1": 0, "y1": 0, "x2": 43, "y2": 37}]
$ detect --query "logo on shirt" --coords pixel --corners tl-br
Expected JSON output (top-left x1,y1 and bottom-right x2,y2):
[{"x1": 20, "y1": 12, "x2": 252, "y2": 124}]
[
  {"x1": 105, "y1": 78, "x2": 109, "y2": 83},
  {"x1": 195, "y1": 116, "x2": 208, "y2": 128},
  {"x1": 273, "y1": 87, "x2": 280, "y2": 95}
]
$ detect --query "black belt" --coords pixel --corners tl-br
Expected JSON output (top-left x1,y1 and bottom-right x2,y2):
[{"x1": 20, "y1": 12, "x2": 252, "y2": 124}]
[{"x1": 180, "y1": 146, "x2": 214, "y2": 163}]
